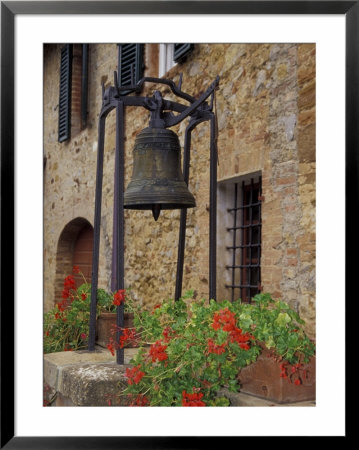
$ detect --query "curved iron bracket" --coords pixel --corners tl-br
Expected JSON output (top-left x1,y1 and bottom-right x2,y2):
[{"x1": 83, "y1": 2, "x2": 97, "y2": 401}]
[{"x1": 100, "y1": 74, "x2": 220, "y2": 128}]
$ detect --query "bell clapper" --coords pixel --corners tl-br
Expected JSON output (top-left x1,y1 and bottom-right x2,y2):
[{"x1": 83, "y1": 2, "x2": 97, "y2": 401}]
[{"x1": 152, "y1": 204, "x2": 161, "y2": 221}]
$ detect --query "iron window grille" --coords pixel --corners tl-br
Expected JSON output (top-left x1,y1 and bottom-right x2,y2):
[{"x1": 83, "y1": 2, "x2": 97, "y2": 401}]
[
  {"x1": 226, "y1": 177, "x2": 262, "y2": 303},
  {"x1": 58, "y1": 44, "x2": 73, "y2": 142},
  {"x1": 117, "y1": 44, "x2": 144, "y2": 95}
]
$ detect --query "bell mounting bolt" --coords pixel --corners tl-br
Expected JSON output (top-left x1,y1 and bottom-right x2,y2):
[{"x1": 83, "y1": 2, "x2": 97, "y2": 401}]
[{"x1": 145, "y1": 91, "x2": 166, "y2": 128}]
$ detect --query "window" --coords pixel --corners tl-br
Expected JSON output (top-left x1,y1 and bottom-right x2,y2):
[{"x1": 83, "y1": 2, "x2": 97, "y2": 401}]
[
  {"x1": 159, "y1": 44, "x2": 194, "y2": 77},
  {"x1": 117, "y1": 44, "x2": 144, "y2": 94},
  {"x1": 173, "y1": 44, "x2": 194, "y2": 63},
  {"x1": 217, "y1": 174, "x2": 262, "y2": 303},
  {"x1": 58, "y1": 44, "x2": 89, "y2": 142},
  {"x1": 159, "y1": 44, "x2": 174, "y2": 77}
]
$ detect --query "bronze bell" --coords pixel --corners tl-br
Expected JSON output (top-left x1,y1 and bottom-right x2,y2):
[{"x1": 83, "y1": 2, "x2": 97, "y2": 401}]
[{"x1": 124, "y1": 127, "x2": 196, "y2": 221}]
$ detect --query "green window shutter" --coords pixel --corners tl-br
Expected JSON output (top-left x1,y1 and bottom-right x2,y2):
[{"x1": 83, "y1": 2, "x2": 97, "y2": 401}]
[
  {"x1": 173, "y1": 44, "x2": 194, "y2": 63},
  {"x1": 117, "y1": 44, "x2": 144, "y2": 94},
  {"x1": 58, "y1": 44, "x2": 72, "y2": 142}
]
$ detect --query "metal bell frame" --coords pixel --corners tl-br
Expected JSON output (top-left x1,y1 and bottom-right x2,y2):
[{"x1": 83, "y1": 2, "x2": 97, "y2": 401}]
[{"x1": 88, "y1": 72, "x2": 220, "y2": 364}]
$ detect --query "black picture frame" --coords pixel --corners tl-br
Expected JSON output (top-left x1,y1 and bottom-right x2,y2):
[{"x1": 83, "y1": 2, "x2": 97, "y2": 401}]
[{"x1": 1, "y1": 1, "x2": 352, "y2": 447}]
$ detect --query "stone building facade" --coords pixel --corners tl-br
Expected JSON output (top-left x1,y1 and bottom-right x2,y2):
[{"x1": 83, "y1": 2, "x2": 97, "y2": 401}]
[{"x1": 43, "y1": 43, "x2": 316, "y2": 339}]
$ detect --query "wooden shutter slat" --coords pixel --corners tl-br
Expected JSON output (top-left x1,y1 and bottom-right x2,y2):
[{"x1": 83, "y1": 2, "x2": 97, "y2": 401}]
[{"x1": 121, "y1": 44, "x2": 136, "y2": 56}]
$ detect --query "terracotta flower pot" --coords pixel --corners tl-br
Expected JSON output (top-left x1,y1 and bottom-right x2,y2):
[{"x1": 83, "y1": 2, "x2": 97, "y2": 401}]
[
  {"x1": 96, "y1": 312, "x2": 135, "y2": 348},
  {"x1": 237, "y1": 348, "x2": 316, "y2": 404}
]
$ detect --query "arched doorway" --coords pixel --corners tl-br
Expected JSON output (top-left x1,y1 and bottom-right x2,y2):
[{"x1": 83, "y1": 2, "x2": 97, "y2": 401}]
[{"x1": 54, "y1": 218, "x2": 93, "y2": 305}]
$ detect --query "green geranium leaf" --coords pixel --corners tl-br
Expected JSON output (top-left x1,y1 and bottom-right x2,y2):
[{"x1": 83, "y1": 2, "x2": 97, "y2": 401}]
[
  {"x1": 274, "y1": 312, "x2": 291, "y2": 327},
  {"x1": 265, "y1": 336, "x2": 275, "y2": 349},
  {"x1": 182, "y1": 289, "x2": 194, "y2": 299},
  {"x1": 210, "y1": 396, "x2": 231, "y2": 406}
]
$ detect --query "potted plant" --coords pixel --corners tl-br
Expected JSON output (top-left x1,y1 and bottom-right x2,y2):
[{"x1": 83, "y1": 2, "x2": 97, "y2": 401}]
[
  {"x1": 95, "y1": 288, "x2": 135, "y2": 348},
  {"x1": 233, "y1": 293, "x2": 316, "y2": 403},
  {"x1": 107, "y1": 291, "x2": 315, "y2": 406},
  {"x1": 43, "y1": 266, "x2": 134, "y2": 353},
  {"x1": 44, "y1": 270, "x2": 93, "y2": 353}
]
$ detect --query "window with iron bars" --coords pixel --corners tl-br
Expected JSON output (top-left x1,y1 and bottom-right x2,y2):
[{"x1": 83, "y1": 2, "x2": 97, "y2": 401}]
[{"x1": 225, "y1": 177, "x2": 262, "y2": 303}]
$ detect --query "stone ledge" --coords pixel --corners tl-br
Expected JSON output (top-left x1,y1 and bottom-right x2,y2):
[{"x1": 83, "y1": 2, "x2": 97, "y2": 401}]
[
  {"x1": 60, "y1": 363, "x2": 130, "y2": 406},
  {"x1": 44, "y1": 347, "x2": 138, "y2": 406}
]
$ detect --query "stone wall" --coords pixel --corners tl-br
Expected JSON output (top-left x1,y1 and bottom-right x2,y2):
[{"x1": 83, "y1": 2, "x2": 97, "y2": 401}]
[{"x1": 43, "y1": 43, "x2": 316, "y2": 338}]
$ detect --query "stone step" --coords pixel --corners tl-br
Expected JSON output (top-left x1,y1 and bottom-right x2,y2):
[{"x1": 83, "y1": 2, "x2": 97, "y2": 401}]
[{"x1": 44, "y1": 347, "x2": 138, "y2": 406}]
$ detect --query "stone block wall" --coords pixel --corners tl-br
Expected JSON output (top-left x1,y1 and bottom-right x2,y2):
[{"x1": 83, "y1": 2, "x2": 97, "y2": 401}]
[{"x1": 43, "y1": 43, "x2": 315, "y2": 338}]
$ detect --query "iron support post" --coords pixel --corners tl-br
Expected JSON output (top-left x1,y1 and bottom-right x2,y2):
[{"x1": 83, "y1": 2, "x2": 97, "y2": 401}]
[
  {"x1": 174, "y1": 125, "x2": 192, "y2": 300},
  {"x1": 175, "y1": 118, "x2": 207, "y2": 301},
  {"x1": 88, "y1": 114, "x2": 106, "y2": 351},
  {"x1": 113, "y1": 101, "x2": 125, "y2": 364},
  {"x1": 209, "y1": 113, "x2": 217, "y2": 301}
]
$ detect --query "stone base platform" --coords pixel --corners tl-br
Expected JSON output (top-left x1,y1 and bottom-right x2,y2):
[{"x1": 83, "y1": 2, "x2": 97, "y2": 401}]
[
  {"x1": 43, "y1": 348, "x2": 315, "y2": 407},
  {"x1": 44, "y1": 347, "x2": 138, "y2": 406}
]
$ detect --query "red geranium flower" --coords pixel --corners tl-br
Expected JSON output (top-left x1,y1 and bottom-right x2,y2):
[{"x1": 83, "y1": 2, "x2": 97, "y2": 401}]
[
  {"x1": 212, "y1": 308, "x2": 236, "y2": 332},
  {"x1": 128, "y1": 394, "x2": 149, "y2": 406},
  {"x1": 107, "y1": 337, "x2": 115, "y2": 356},
  {"x1": 73, "y1": 265, "x2": 80, "y2": 274},
  {"x1": 134, "y1": 395, "x2": 149, "y2": 406},
  {"x1": 125, "y1": 365, "x2": 145, "y2": 385},
  {"x1": 149, "y1": 340, "x2": 168, "y2": 362},
  {"x1": 182, "y1": 390, "x2": 206, "y2": 406},
  {"x1": 207, "y1": 338, "x2": 226, "y2": 355},
  {"x1": 107, "y1": 343, "x2": 115, "y2": 356},
  {"x1": 239, "y1": 343, "x2": 250, "y2": 350},
  {"x1": 113, "y1": 289, "x2": 126, "y2": 306},
  {"x1": 119, "y1": 328, "x2": 137, "y2": 348},
  {"x1": 162, "y1": 326, "x2": 176, "y2": 343},
  {"x1": 56, "y1": 299, "x2": 67, "y2": 312},
  {"x1": 64, "y1": 275, "x2": 76, "y2": 290},
  {"x1": 227, "y1": 326, "x2": 253, "y2": 350},
  {"x1": 151, "y1": 303, "x2": 162, "y2": 314},
  {"x1": 279, "y1": 363, "x2": 288, "y2": 378},
  {"x1": 211, "y1": 321, "x2": 221, "y2": 330}
]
